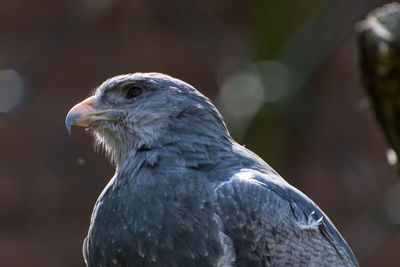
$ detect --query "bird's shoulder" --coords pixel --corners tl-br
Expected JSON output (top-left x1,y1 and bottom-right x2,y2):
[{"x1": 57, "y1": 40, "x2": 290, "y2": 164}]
[{"x1": 214, "y1": 169, "x2": 358, "y2": 266}]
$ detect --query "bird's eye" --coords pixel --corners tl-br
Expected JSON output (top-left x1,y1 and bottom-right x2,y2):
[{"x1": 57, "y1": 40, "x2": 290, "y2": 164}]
[{"x1": 125, "y1": 86, "x2": 143, "y2": 99}]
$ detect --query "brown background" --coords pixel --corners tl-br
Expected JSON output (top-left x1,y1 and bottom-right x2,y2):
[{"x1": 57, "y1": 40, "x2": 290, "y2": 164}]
[{"x1": 0, "y1": 0, "x2": 399, "y2": 266}]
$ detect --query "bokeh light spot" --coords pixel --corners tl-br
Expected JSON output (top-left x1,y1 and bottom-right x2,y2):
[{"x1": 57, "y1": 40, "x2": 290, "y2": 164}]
[
  {"x1": 386, "y1": 148, "x2": 398, "y2": 165},
  {"x1": 219, "y1": 71, "x2": 265, "y2": 118},
  {"x1": 257, "y1": 60, "x2": 293, "y2": 103}
]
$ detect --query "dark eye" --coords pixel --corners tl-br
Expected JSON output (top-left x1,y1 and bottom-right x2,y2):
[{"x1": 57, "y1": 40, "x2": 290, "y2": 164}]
[{"x1": 125, "y1": 86, "x2": 143, "y2": 99}]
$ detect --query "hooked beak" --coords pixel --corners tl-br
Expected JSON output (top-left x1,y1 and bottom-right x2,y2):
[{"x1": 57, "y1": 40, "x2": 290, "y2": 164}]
[{"x1": 65, "y1": 95, "x2": 114, "y2": 134}]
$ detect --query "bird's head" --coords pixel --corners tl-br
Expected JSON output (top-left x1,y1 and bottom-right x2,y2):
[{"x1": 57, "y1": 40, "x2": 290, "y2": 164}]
[{"x1": 66, "y1": 73, "x2": 229, "y2": 164}]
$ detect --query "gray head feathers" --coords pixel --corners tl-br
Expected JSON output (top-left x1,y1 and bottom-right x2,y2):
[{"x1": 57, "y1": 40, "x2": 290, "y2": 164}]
[{"x1": 86, "y1": 73, "x2": 229, "y2": 165}]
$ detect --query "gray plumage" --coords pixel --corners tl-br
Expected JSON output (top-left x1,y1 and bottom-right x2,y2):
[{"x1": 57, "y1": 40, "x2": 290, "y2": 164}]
[{"x1": 65, "y1": 73, "x2": 358, "y2": 266}]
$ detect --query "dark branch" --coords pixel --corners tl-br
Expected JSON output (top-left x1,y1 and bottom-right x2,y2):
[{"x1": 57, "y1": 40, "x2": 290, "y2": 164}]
[{"x1": 358, "y1": 2, "x2": 400, "y2": 169}]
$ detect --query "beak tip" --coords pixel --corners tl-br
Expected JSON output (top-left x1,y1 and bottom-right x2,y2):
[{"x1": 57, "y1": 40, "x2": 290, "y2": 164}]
[{"x1": 65, "y1": 112, "x2": 81, "y2": 135}]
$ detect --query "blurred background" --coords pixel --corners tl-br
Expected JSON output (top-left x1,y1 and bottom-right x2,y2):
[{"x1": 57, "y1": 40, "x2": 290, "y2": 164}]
[{"x1": 0, "y1": 0, "x2": 399, "y2": 266}]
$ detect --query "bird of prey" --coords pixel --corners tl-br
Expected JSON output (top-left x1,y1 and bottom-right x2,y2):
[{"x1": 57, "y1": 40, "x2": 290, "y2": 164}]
[{"x1": 66, "y1": 73, "x2": 358, "y2": 267}]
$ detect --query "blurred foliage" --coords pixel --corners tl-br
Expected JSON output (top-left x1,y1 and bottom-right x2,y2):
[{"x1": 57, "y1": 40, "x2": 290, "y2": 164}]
[
  {"x1": 234, "y1": 0, "x2": 329, "y2": 173},
  {"x1": 250, "y1": 0, "x2": 327, "y2": 59}
]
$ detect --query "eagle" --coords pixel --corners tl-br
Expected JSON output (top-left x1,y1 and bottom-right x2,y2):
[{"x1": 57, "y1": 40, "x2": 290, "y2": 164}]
[{"x1": 66, "y1": 73, "x2": 358, "y2": 266}]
